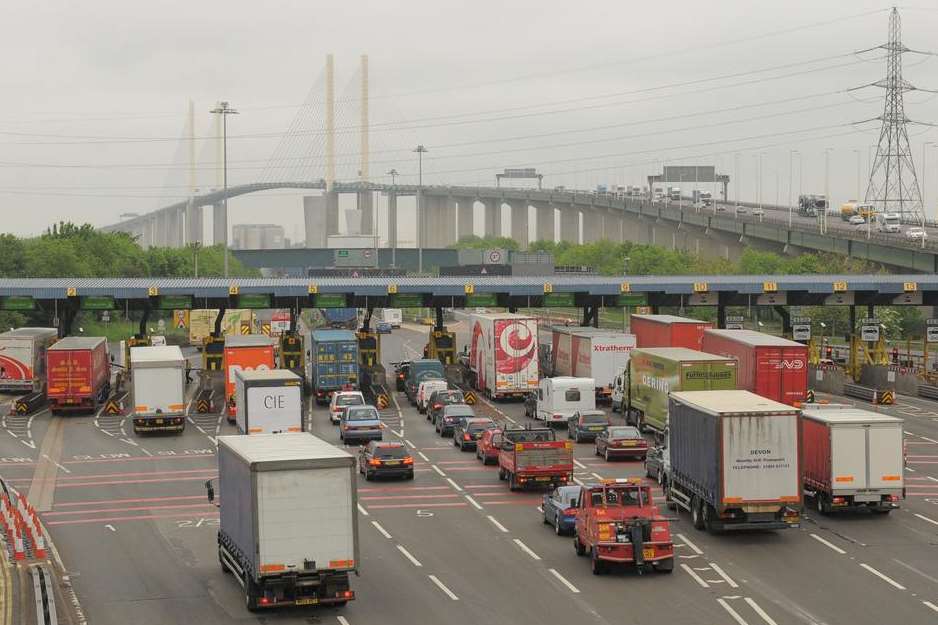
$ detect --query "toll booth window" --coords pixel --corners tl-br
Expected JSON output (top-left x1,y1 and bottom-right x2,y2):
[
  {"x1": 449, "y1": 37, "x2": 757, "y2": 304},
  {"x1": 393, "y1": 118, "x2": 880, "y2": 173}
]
[{"x1": 565, "y1": 388, "x2": 581, "y2": 402}]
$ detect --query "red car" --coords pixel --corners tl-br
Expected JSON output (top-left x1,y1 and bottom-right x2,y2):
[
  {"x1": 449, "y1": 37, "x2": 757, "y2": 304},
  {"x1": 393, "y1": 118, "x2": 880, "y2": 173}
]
[
  {"x1": 594, "y1": 426, "x2": 648, "y2": 461},
  {"x1": 476, "y1": 428, "x2": 503, "y2": 465}
]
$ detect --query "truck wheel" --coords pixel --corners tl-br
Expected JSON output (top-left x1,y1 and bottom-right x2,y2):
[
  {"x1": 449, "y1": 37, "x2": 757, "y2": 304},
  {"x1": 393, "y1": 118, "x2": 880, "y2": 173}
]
[
  {"x1": 244, "y1": 578, "x2": 259, "y2": 612},
  {"x1": 703, "y1": 503, "x2": 717, "y2": 533},
  {"x1": 574, "y1": 536, "x2": 586, "y2": 556},
  {"x1": 498, "y1": 468, "x2": 507, "y2": 481},
  {"x1": 655, "y1": 558, "x2": 674, "y2": 573},
  {"x1": 816, "y1": 494, "x2": 831, "y2": 515},
  {"x1": 591, "y1": 549, "x2": 605, "y2": 575},
  {"x1": 508, "y1": 474, "x2": 518, "y2": 492},
  {"x1": 604, "y1": 449, "x2": 610, "y2": 462},
  {"x1": 554, "y1": 516, "x2": 563, "y2": 535},
  {"x1": 691, "y1": 497, "x2": 705, "y2": 530}
]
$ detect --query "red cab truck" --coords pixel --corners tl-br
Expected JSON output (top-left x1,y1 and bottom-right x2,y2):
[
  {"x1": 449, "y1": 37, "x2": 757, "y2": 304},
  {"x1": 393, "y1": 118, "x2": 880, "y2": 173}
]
[
  {"x1": 224, "y1": 336, "x2": 276, "y2": 422},
  {"x1": 47, "y1": 337, "x2": 111, "y2": 414},
  {"x1": 497, "y1": 427, "x2": 574, "y2": 491},
  {"x1": 701, "y1": 329, "x2": 807, "y2": 405},
  {"x1": 631, "y1": 314, "x2": 712, "y2": 350},
  {"x1": 574, "y1": 478, "x2": 674, "y2": 575}
]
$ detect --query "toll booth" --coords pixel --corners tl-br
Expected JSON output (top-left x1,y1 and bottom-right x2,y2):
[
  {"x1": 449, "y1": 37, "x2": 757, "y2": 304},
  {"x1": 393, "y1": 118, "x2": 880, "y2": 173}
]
[
  {"x1": 356, "y1": 330, "x2": 380, "y2": 370},
  {"x1": 280, "y1": 331, "x2": 305, "y2": 372},
  {"x1": 203, "y1": 335, "x2": 225, "y2": 372},
  {"x1": 124, "y1": 335, "x2": 152, "y2": 371},
  {"x1": 428, "y1": 329, "x2": 457, "y2": 365}
]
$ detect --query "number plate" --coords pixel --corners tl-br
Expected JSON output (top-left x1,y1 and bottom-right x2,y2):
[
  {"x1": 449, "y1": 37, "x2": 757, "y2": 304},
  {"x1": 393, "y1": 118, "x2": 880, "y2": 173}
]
[
  {"x1": 642, "y1": 548, "x2": 654, "y2": 559},
  {"x1": 623, "y1": 441, "x2": 637, "y2": 446},
  {"x1": 384, "y1": 460, "x2": 401, "y2": 465},
  {"x1": 295, "y1": 598, "x2": 319, "y2": 606},
  {"x1": 536, "y1": 476, "x2": 551, "y2": 481}
]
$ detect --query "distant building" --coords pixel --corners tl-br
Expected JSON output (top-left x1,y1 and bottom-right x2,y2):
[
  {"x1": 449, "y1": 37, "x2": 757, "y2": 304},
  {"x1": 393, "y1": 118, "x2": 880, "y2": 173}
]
[{"x1": 232, "y1": 224, "x2": 285, "y2": 250}]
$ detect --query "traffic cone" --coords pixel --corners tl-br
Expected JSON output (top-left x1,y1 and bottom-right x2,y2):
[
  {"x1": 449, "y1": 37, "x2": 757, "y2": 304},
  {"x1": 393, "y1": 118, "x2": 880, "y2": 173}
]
[
  {"x1": 32, "y1": 530, "x2": 46, "y2": 559},
  {"x1": 12, "y1": 527, "x2": 25, "y2": 561}
]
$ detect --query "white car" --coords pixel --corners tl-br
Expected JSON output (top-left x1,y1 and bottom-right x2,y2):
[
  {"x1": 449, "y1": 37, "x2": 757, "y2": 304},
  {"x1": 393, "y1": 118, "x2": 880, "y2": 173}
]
[
  {"x1": 848, "y1": 215, "x2": 866, "y2": 226},
  {"x1": 735, "y1": 205, "x2": 747, "y2": 215},
  {"x1": 417, "y1": 379, "x2": 448, "y2": 414},
  {"x1": 906, "y1": 227, "x2": 928, "y2": 241},
  {"x1": 751, "y1": 207, "x2": 765, "y2": 217},
  {"x1": 329, "y1": 391, "x2": 365, "y2": 425}
]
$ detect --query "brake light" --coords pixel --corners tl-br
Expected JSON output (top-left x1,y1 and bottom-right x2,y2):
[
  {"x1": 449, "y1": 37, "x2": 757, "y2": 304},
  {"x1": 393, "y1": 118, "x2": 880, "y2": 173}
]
[
  {"x1": 260, "y1": 597, "x2": 270, "y2": 605},
  {"x1": 398, "y1": 373, "x2": 405, "y2": 379},
  {"x1": 403, "y1": 457, "x2": 414, "y2": 465},
  {"x1": 832, "y1": 497, "x2": 846, "y2": 505},
  {"x1": 433, "y1": 403, "x2": 442, "y2": 410},
  {"x1": 338, "y1": 590, "x2": 354, "y2": 599},
  {"x1": 563, "y1": 507, "x2": 577, "y2": 516},
  {"x1": 553, "y1": 414, "x2": 562, "y2": 419},
  {"x1": 886, "y1": 495, "x2": 900, "y2": 502},
  {"x1": 463, "y1": 433, "x2": 471, "y2": 441},
  {"x1": 369, "y1": 459, "x2": 382, "y2": 466}
]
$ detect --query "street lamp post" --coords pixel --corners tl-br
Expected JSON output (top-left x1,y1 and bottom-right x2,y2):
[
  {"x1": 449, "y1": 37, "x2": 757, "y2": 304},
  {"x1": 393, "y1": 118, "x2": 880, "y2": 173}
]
[
  {"x1": 788, "y1": 150, "x2": 799, "y2": 228},
  {"x1": 190, "y1": 242, "x2": 202, "y2": 278},
  {"x1": 387, "y1": 168, "x2": 399, "y2": 185},
  {"x1": 210, "y1": 101, "x2": 238, "y2": 278},
  {"x1": 823, "y1": 148, "x2": 832, "y2": 235},
  {"x1": 413, "y1": 145, "x2": 428, "y2": 274}
]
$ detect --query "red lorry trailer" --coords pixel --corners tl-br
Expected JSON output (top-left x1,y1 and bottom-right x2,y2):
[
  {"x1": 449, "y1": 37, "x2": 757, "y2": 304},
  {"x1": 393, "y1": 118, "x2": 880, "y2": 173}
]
[
  {"x1": 47, "y1": 337, "x2": 110, "y2": 414},
  {"x1": 497, "y1": 427, "x2": 574, "y2": 491},
  {"x1": 631, "y1": 314, "x2": 712, "y2": 350},
  {"x1": 574, "y1": 478, "x2": 674, "y2": 575},
  {"x1": 701, "y1": 329, "x2": 807, "y2": 405}
]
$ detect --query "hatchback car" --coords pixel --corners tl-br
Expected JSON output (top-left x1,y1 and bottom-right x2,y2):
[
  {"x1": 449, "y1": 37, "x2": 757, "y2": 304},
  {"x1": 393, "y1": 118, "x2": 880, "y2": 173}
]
[
  {"x1": 644, "y1": 444, "x2": 670, "y2": 485},
  {"x1": 453, "y1": 418, "x2": 497, "y2": 451},
  {"x1": 427, "y1": 389, "x2": 465, "y2": 424},
  {"x1": 376, "y1": 321, "x2": 392, "y2": 334},
  {"x1": 437, "y1": 404, "x2": 476, "y2": 437},
  {"x1": 359, "y1": 441, "x2": 414, "y2": 480},
  {"x1": 476, "y1": 428, "x2": 503, "y2": 465},
  {"x1": 595, "y1": 425, "x2": 648, "y2": 461},
  {"x1": 392, "y1": 361, "x2": 411, "y2": 392},
  {"x1": 329, "y1": 391, "x2": 365, "y2": 425},
  {"x1": 906, "y1": 227, "x2": 928, "y2": 241},
  {"x1": 848, "y1": 214, "x2": 866, "y2": 226},
  {"x1": 339, "y1": 405, "x2": 383, "y2": 444},
  {"x1": 542, "y1": 485, "x2": 580, "y2": 535},
  {"x1": 567, "y1": 410, "x2": 610, "y2": 443}
]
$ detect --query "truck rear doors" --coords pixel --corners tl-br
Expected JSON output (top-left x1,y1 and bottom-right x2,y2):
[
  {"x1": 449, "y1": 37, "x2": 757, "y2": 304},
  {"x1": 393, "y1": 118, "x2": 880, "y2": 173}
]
[
  {"x1": 866, "y1": 425, "x2": 904, "y2": 490},
  {"x1": 831, "y1": 425, "x2": 869, "y2": 490}
]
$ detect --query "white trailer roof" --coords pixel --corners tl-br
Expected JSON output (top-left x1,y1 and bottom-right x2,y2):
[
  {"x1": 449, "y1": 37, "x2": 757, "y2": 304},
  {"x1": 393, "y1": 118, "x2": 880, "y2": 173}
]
[
  {"x1": 801, "y1": 406, "x2": 902, "y2": 425},
  {"x1": 543, "y1": 376, "x2": 595, "y2": 388},
  {"x1": 704, "y1": 329, "x2": 804, "y2": 348},
  {"x1": 218, "y1": 432, "x2": 353, "y2": 465},
  {"x1": 235, "y1": 369, "x2": 300, "y2": 383},
  {"x1": 130, "y1": 345, "x2": 185, "y2": 365},
  {"x1": 0, "y1": 327, "x2": 57, "y2": 339},
  {"x1": 671, "y1": 390, "x2": 798, "y2": 416}
]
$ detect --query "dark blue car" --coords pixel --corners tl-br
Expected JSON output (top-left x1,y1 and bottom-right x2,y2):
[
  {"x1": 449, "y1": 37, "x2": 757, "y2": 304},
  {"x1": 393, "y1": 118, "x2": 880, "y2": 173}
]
[{"x1": 542, "y1": 485, "x2": 580, "y2": 535}]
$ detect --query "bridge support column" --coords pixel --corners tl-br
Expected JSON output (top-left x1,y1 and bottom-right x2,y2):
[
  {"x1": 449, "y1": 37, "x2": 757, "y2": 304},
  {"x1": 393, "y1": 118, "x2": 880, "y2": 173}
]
[
  {"x1": 358, "y1": 191, "x2": 374, "y2": 234},
  {"x1": 185, "y1": 200, "x2": 203, "y2": 245},
  {"x1": 605, "y1": 208, "x2": 624, "y2": 243},
  {"x1": 457, "y1": 197, "x2": 474, "y2": 242},
  {"x1": 173, "y1": 207, "x2": 186, "y2": 247},
  {"x1": 303, "y1": 196, "x2": 327, "y2": 247},
  {"x1": 325, "y1": 191, "x2": 340, "y2": 236},
  {"x1": 425, "y1": 196, "x2": 456, "y2": 247},
  {"x1": 582, "y1": 208, "x2": 603, "y2": 242},
  {"x1": 386, "y1": 193, "x2": 398, "y2": 248},
  {"x1": 560, "y1": 207, "x2": 579, "y2": 243},
  {"x1": 213, "y1": 203, "x2": 226, "y2": 247},
  {"x1": 510, "y1": 201, "x2": 529, "y2": 249},
  {"x1": 144, "y1": 217, "x2": 156, "y2": 248},
  {"x1": 483, "y1": 200, "x2": 500, "y2": 238},
  {"x1": 534, "y1": 203, "x2": 555, "y2": 243}
]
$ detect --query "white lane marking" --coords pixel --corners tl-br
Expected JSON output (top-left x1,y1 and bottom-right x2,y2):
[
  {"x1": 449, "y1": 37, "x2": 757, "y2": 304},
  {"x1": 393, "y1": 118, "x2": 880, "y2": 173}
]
[
  {"x1": 921, "y1": 436, "x2": 938, "y2": 444},
  {"x1": 487, "y1": 515, "x2": 509, "y2": 533},
  {"x1": 41, "y1": 453, "x2": 71, "y2": 474},
  {"x1": 676, "y1": 533, "x2": 704, "y2": 555},
  {"x1": 717, "y1": 598, "x2": 751, "y2": 625},
  {"x1": 105, "y1": 524, "x2": 116, "y2": 532},
  {"x1": 428, "y1": 574, "x2": 459, "y2": 600},
  {"x1": 371, "y1": 521, "x2": 392, "y2": 539},
  {"x1": 927, "y1": 476, "x2": 938, "y2": 483},
  {"x1": 745, "y1": 598, "x2": 780, "y2": 625},
  {"x1": 140, "y1": 448, "x2": 153, "y2": 457},
  {"x1": 513, "y1": 539, "x2": 542, "y2": 560},
  {"x1": 914, "y1": 513, "x2": 938, "y2": 527},
  {"x1": 860, "y1": 563, "x2": 906, "y2": 590},
  {"x1": 572, "y1": 477, "x2": 585, "y2": 485},
  {"x1": 417, "y1": 451, "x2": 430, "y2": 462},
  {"x1": 536, "y1": 506, "x2": 543, "y2": 513},
  {"x1": 446, "y1": 478, "x2": 463, "y2": 492},
  {"x1": 680, "y1": 563, "x2": 710, "y2": 588},
  {"x1": 405, "y1": 439, "x2": 416, "y2": 448},
  {"x1": 337, "y1": 616, "x2": 352, "y2": 625},
  {"x1": 391, "y1": 429, "x2": 404, "y2": 437},
  {"x1": 573, "y1": 459, "x2": 587, "y2": 469},
  {"x1": 906, "y1": 467, "x2": 916, "y2": 473},
  {"x1": 591, "y1": 472, "x2": 604, "y2": 480},
  {"x1": 548, "y1": 568, "x2": 580, "y2": 593},
  {"x1": 709, "y1": 562, "x2": 739, "y2": 588},
  {"x1": 432, "y1": 465, "x2": 446, "y2": 477},
  {"x1": 810, "y1": 533, "x2": 846, "y2": 555},
  {"x1": 465, "y1": 495, "x2": 483, "y2": 510},
  {"x1": 357, "y1": 503, "x2": 370, "y2": 517},
  {"x1": 396, "y1": 545, "x2": 423, "y2": 567},
  {"x1": 923, "y1": 601, "x2": 938, "y2": 613}
]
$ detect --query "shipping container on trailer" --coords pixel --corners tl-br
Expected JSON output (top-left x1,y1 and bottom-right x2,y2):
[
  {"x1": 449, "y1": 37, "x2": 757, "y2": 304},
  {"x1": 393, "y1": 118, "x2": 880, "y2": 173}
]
[
  {"x1": 800, "y1": 405, "x2": 904, "y2": 514},
  {"x1": 468, "y1": 312, "x2": 539, "y2": 399},
  {"x1": 235, "y1": 369, "x2": 304, "y2": 435},
  {"x1": 216, "y1": 433, "x2": 358, "y2": 611},
  {"x1": 701, "y1": 329, "x2": 808, "y2": 405},
  {"x1": 551, "y1": 327, "x2": 635, "y2": 400},
  {"x1": 0, "y1": 327, "x2": 58, "y2": 393},
  {"x1": 310, "y1": 329, "x2": 359, "y2": 405},
  {"x1": 666, "y1": 390, "x2": 802, "y2": 532},
  {"x1": 224, "y1": 336, "x2": 276, "y2": 421},
  {"x1": 630, "y1": 314, "x2": 712, "y2": 350},
  {"x1": 47, "y1": 336, "x2": 110, "y2": 414},
  {"x1": 130, "y1": 345, "x2": 186, "y2": 433},
  {"x1": 625, "y1": 347, "x2": 737, "y2": 432}
]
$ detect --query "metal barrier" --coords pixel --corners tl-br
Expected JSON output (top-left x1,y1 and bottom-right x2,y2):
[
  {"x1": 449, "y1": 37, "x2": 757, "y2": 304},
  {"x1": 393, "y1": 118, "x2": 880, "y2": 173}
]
[
  {"x1": 844, "y1": 383, "x2": 895, "y2": 405},
  {"x1": 31, "y1": 565, "x2": 58, "y2": 625},
  {"x1": 918, "y1": 384, "x2": 938, "y2": 401},
  {"x1": 13, "y1": 391, "x2": 46, "y2": 415}
]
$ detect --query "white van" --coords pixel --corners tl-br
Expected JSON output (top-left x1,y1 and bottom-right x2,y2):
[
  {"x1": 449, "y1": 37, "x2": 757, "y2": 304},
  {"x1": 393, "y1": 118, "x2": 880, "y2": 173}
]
[
  {"x1": 531, "y1": 377, "x2": 596, "y2": 425},
  {"x1": 611, "y1": 366, "x2": 628, "y2": 413},
  {"x1": 417, "y1": 379, "x2": 449, "y2": 414},
  {"x1": 380, "y1": 309, "x2": 403, "y2": 328},
  {"x1": 876, "y1": 212, "x2": 901, "y2": 233}
]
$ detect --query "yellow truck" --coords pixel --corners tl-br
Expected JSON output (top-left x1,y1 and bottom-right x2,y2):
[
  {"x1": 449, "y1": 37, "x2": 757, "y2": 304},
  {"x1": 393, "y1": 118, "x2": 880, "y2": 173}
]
[
  {"x1": 840, "y1": 201, "x2": 875, "y2": 221},
  {"x1": 188, "y1": 309, "x2": 255, "y2": 346}
]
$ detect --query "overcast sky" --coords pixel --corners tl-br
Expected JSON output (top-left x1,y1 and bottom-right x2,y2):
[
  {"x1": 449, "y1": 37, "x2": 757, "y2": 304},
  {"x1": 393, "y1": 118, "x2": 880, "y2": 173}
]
[{"x1": 3, "y1": 1, "x2": 938, "y2": 241}]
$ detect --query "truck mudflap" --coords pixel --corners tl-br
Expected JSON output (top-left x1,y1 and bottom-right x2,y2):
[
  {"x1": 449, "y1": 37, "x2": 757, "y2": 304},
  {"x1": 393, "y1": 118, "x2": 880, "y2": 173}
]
[
  {"x1": 133, "y1": 415, "x2": 186, "y2": 433},
  {"x1": 713, "y1": 508, "x2": 801, "y2": 531}
]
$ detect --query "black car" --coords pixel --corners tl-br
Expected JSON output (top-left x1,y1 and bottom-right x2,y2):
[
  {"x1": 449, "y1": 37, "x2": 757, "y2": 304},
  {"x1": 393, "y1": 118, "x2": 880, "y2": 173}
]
[
  {"x1": 427, "y1": 389, "x2": 465, "y2": 424},
  {"x1": 567, "y1": 410, "x2": 610, "y2": 443},
  {"x1": 358, "y1": 441, "x2": 414, "y2": 480},
  {"x1": 452, "y1": 417, "x2": 497, "y2": 451},
  {"x1": 437, "y1": 404, "x2": 476, "y2": 437},
  {"x1": 392, "y1": 361, "x2": 412, "y2": 392}
]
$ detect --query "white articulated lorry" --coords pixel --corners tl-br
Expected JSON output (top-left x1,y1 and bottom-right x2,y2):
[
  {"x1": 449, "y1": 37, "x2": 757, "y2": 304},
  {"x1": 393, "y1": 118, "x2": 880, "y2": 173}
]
[{"x1": 213, "y1": 433, "x2": 359, "y2": 611}]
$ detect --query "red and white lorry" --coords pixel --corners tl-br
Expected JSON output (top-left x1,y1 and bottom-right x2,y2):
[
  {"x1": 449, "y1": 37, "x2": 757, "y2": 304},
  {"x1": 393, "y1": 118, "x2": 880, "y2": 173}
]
[
  {"x1": 468, "y1": 312, "x2": 538, "y2": 400},
  {"x1": 0, "y1": 327, "x2": 58, "y2": 393},
  {"x1": 551, "y1": 327, "x2": 635, "y2": 402}
]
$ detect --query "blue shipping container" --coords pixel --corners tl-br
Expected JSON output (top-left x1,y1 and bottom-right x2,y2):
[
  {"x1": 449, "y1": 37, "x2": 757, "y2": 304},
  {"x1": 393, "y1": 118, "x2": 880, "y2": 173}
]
[{"x1": 310, "y1": 329, "x2": 359, "y2": 394}]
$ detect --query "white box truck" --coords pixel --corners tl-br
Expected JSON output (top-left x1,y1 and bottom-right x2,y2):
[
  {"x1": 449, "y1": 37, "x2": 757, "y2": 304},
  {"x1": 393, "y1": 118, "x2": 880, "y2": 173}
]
[
  {"x1": 130, "y1": 345, "x2": 187, "y2": 434},
  {"x1": 0, "y1": 327, "x2": 58, "y2": 393},
  {"x1": 801, "y1": 404, "x2": 904, "y2": 514},
  {"x1": 468, "y1": 312, "x2": 539, "y2": 400},
  {"x1": 378, "y1": 308, "x2": 402, "y2": 328},
  {"x1": 551, "y1": 327, "x2": 635, "y2": 402},
  {"x1": 214, "y1": 433, "x2": 358, "y2": 611},
  {"x1": 234, "y1": 369, "x2": 305, "y2": 435}
]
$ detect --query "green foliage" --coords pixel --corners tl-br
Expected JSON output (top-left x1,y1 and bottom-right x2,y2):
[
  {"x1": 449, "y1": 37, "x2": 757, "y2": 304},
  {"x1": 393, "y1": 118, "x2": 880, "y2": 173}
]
[{"x1": 450, "y1": 235, "x2": 519, "y2": 251}]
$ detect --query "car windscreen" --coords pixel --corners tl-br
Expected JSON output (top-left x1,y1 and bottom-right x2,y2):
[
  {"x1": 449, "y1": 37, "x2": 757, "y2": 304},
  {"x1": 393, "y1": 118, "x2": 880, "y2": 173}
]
[
  {"x1": 444, "y1": 407, "x2": 474, "y2": 417},
  {"x1": 347, "y1": 407, "x2": 379, "y2": 421},
  {"x1": 505, "y1": 429, "x2": 555, "y2": 442},
  {"x1": 608, "y1": 426, "x2": 640, "y2": 438},
  {"x1": 336, "y1": 395, "x2": 364, "y2": 407},
  {"x1": 374, "y1": 446, "x2": 407, "y2": 459},
  {"x1": 467, "y1": 421, "x2": 495, "y2": 432},
  {"x1": 580, "y1": 413, "x2": 608, "y2": 424}
]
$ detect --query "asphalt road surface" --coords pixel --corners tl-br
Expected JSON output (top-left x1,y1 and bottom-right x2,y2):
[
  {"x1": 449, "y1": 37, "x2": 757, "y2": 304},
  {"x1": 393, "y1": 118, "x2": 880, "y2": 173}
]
[{"x1": 2, "y1": 327, "x2": 938, "y2": 624}]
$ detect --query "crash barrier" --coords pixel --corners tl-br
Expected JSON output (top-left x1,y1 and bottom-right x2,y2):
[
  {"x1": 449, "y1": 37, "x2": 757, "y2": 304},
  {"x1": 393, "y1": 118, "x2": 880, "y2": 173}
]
[
  {"x1": 376, "y1": 394, "x2": 390, "y2": 410},
  {"x1": 463, "y1": 391, "x2": 477, "y2": 405},
  {"x1": 104, "y1": 399, "x2": 122, "y2": 415},
  {"x1": 844, "y1": 383, "x2": 895, "y2": 405},
  {"x1": 0, "y1": 478, "x2": 47, "y2": 561},
  {"x1": 195, "y1": 388, "x2": 214, "y2": 414},
  {"x1": 13, "y1": 391, "x2": 46, "y2": 415},
  {"x1": 918, "y1": 384, "x2": 938, "y2": 401}
]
